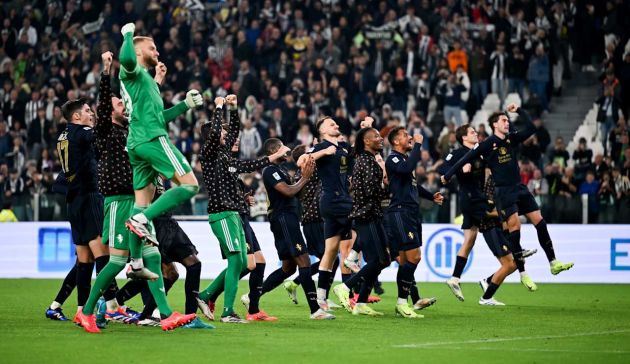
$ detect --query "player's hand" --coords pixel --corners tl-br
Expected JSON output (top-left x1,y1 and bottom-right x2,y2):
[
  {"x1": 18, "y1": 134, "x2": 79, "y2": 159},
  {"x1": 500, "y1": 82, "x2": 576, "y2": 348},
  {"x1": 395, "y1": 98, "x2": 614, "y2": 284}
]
[
  {"x1": 296, "y1": 154, "x2": 309, "y2": 168},
  {"x1": 323, "y1": 145, "x2": 337, "y2": 156},
  {"x1": 361, "y1": 116, "x2": 375, "y2": 129},
  {"x1": 433, "y1": 192, "x2": 444, "y2": 205},
  {"x1": 214, "y1": 96, "x2": 225, "y2": 108},
  {"x1": 231, "y1": 137, "x2": 240, "y2": 153},
  {"x1": 301, "y1": 155, "x2": 315, "y2": 179},
  {"x1": 185, "y1": 89, "x2": 203, "y2": 108},
  {"x1": 413, "y1": 133, "x2": 424, "y2": 144},
  {"x1": 121, "y1": 22, "x2": 135, "y2": 36},
  {"x1": 245, "y1": 192, "x2": 255, "y2": 206},
  {"x1": 154, "y1": 62, "x2": 167, "y2": 85},
  {"x1": 440, "y1": 175, "x2": 448, "y2": 185},
  {"x1": 462, "y1": 163, "x2": 472, "y2": 173},
  {"x1": 506, "y1": 103, "x2": 519, "y2": 113},
  {"x1": 270, "y1": 145, "x2": 291, "y2": 162},
  {"x1": 101, "y1": 51, "x2": 113, "y2": 74},
  {"x1": 226, "y1": 94, "x2": 237, "y2": 110}
]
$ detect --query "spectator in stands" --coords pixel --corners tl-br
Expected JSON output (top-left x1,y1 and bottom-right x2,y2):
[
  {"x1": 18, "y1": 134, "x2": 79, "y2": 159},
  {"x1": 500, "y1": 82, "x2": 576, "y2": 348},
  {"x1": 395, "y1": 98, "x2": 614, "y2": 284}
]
[
  {"x1": 489, "y1": 42, "x2": 508, "y2": 105},
  {"x1": 0, "y1": 122, "x2": 11, "y2": 164},
  {"x1": 572, "y1": 138, "x2": 593, "y2": 185},
  {"x1": 240, "y1": 118, "x2": 263, "y2": 159},
  {"x1": 549, "y1": 137, "x2": 570, "y2": 169},
  {"x1": 609, "y1": 119, "x2": 629, "y2": 165},
  {"x1": 3, "y1": 168, "x2": 27, "y2": 221},
  {"x1": 598, "y1": 172, "x2": 616, "y2": 223},
  {"x1": 527, "y1": 168, "x2": 549, "y2": 207},
  {"x1": 597, "y1": 86, "x2": 624, "y2": 154},
  {"x1": 507, "y1": 45, "x2": 527, "y2": 100},
  {"x1": 447, "y1": 40, "x2": 467, "y2": 73},
  {"x1": 0, "y1": 199, "x2": 17, "y2": 222},
  {"x1": 579, "y1": 170, "x2": 600, "y2": 223},
  {"x1": 527, "y1": 45, "x2": 550, "y2": 112},
  {"x1": 442, "y1": 73, "x2": 466, "y2": 126}
]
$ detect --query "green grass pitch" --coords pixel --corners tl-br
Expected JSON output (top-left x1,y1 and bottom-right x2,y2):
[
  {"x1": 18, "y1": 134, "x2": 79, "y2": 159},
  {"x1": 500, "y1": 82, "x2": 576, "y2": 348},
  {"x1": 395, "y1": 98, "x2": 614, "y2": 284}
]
[{"x1": 1, "y1": 279, "x2": 629, "y2": 363}]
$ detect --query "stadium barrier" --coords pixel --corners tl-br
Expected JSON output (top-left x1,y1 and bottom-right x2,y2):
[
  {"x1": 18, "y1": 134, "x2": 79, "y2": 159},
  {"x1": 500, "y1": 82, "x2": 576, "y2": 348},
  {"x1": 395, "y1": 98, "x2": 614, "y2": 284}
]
[{"x1": 0, "y1": 222, "x2": 629, "y2": 283}]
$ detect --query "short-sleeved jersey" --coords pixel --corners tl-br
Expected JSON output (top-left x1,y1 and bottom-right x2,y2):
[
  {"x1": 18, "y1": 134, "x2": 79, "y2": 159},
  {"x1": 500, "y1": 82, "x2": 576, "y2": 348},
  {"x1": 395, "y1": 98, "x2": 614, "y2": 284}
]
[
  {"x1": 386, "y1": 144, "x2": 433, "y2": 211},
  {"x1": 311, "y1": 139, "x2": 352, "y2": 206},
  {"x1": 263, "y1": 164, "x2": 299, "y2": 219},
  {"x1": 119, "y1": 63, "x2": 167, "y2": 149},
  {"x1": 56, "y1": 123, "x2": 98, "y2": 200}
]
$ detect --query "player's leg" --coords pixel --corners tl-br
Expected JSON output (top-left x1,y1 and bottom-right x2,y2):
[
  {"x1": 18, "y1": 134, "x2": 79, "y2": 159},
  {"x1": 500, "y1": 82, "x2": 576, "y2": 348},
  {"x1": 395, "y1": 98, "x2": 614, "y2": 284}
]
[
  {"x1": 478, "y1": 228, "x2": 517, "y2": 305},
  {"x1": 136, "y1": 262, "x2": 179, "y2": 320},
  {"x1": 128, "y1": 138, "x2": 198, "y2": 235},
  {"x1": 46, "y1": 260, "x2": 77, "y2": 321},
  {"x1": 447, "y1": 225, "x2": 477, "y2": 301},
  {"x1": 500, "y1": 224, "x2": 537, "y2": 291},
  {"x1": 142, "y1": 244, "x2": 196, "y2": 330},
  {"x1": 340, "y1": 231, "x2": 357, "y2": 289},
  {"x1": 316, "y1": 235, "x2": 341, "y2": 308},
  {"x1": 525, "y1": 209, "x2": 574, "y2": 274}
]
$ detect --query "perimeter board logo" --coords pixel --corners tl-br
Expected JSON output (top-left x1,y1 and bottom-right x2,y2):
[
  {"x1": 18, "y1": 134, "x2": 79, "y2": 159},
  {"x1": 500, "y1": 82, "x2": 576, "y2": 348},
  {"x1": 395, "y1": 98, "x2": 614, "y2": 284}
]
[{"x1": 424, "y1": 228, "x2": 471, "y2": 279}]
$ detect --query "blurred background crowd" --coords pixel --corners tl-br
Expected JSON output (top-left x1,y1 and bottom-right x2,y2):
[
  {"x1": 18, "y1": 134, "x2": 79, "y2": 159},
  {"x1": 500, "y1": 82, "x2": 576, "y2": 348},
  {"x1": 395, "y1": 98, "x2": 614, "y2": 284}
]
[{"x1": 0, "y1": 0, "x2": 628, "y2": 223}]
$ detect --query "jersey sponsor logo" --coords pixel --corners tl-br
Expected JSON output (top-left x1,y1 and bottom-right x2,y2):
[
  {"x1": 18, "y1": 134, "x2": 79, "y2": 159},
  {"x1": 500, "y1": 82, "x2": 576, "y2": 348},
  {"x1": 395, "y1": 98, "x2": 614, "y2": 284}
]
[
  {"x1": 425, "y1": 228, "x2": 471, "y2": 279},
  {"x1": 229, "y1": 166, "x2": 237, "y2": 173},
  {"x1": 116, "y1": 234, "x2": 123, "y2": 244},
  {"x1": 273, "y1": 172, "x2": 281, "y2": 181}
]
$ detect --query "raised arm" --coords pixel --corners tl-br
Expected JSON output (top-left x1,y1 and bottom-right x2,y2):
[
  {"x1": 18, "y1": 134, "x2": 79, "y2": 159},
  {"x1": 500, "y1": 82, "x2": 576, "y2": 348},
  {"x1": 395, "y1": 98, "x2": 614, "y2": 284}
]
[
  {"x1": 224, "y1": 94, "x2": 241, "y2": 149},
  {"x1": 163, "y1": 101, "x2": 188, "y2": 122},
  {"x1": 201, "y1": 100, "x2": 224, "y2": 158},
  {"x1": 441, "y1": 142, "x2": 487, "y2": 183},
  {"x1": 230, "y1": 156, "x2": 271, "y2": 174},
  {"x1": 95, "y1": 52, "x2": 114, "y2": 141},
  {"x1": 509, "y1": 105, "x2": 536, "y2": 144},
  {"x1": 119, "y1": 23, "x2": 138, "y2": 75},
  {"x1": 273, "y1": 157, "x2": 315, "y2": 198},
  {"x1": 387, "y1": 142, "x2": 422, "y2": 175}
]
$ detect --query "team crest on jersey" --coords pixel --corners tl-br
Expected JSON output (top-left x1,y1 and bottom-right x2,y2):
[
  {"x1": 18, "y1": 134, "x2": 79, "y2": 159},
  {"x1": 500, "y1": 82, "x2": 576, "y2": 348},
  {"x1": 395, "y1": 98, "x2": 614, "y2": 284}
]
[
  {"x1": 296, "y1": 243, "x2": 302, "y2": 252},
  {"x1": 499, "y1": 147, "x2": 508, "y2": 155},
  {"x1": 116, "y1": 234, "x2": 123, "y2": 243},
  {"x1": 502, "y1": 245, "x2": 508, "y2": 251}
]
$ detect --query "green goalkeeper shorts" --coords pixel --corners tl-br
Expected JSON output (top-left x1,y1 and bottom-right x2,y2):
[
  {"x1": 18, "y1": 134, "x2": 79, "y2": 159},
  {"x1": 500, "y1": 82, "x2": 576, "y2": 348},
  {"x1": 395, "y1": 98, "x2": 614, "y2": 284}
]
[
  {"x1": 129, "y1": 135, "x2": 192, "y2": 190},
  {"x1": 209, "y1": 211, "x2": 247, "y2": 257},
  {"x1": 102, "y1": 195, "x2": 134, "y2": 250}
]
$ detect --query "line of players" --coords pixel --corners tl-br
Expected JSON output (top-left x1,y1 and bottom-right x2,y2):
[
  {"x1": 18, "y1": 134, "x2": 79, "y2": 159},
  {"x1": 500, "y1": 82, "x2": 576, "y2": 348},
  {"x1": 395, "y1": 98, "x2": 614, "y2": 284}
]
[{"x1": 44, "y1": 25, "x2": 575, "y2": 333}]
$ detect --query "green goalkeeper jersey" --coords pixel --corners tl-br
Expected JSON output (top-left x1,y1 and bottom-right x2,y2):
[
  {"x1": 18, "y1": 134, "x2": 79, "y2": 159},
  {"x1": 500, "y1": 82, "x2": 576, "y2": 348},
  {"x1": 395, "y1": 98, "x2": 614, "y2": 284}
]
[{"x1": 119, "y1": 33, "x2": 168, "y2": 149}]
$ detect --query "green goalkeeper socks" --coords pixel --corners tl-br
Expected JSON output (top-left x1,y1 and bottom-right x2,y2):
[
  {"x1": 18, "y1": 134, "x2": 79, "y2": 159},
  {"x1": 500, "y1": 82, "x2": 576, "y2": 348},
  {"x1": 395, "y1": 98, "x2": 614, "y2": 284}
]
[
  {"x1": 198, "y1": 252, "x2": 244, "y2": 317},
  {"x1": 143, "y1": 245, "x2": 173, "y2": 317},
  {"x1": 143, "y1": 184, "x2": 198, "y2": 221},
  {"x1": 82, "y1": 255, "x2": 127, "y2": 315}
]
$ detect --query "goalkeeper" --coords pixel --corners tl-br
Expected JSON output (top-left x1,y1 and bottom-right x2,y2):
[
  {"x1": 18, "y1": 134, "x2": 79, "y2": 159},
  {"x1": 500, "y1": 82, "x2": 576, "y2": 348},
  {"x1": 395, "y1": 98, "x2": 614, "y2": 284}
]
[{"x1": 118, "y1": 22, "x2": 203, "y2": 276}]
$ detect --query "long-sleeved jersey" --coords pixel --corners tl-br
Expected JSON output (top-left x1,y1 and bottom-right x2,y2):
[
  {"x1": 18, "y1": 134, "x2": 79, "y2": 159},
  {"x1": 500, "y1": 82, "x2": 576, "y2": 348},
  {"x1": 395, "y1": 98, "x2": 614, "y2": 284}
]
[
  {"x1": 349, "y1": 151, "x2": 388, "y2": 222},
  {"x1": 296, "y1": 169, "x2": 323, "y2": 223},
  {"x1": 386, "y1": 143, "x2": 434, "y2": 211},
  {"x1": 438, "y1": 145, "x2": 486, "y2": 203},
  {"x1": 443, "y1": 108, "x2": 536, "y2": 187},
  {"x1": 94, "y1": 73, "x2": 134, "y2": 197},
  {"x1": 119, "y1": 32, "x2": 188, "y2": 149},
  {"x1": 200, "y1": 106, "x2": 270, "y2": 214}
]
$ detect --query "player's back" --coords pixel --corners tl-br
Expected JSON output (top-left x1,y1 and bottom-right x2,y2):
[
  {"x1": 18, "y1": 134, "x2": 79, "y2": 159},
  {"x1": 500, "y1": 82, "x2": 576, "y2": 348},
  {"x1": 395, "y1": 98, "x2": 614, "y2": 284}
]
[
  {"x1": 56, "y1": 123, "x2": 98, "y2": 200},
  {"x1": 119, "y1": 65, "x2": 166, "y2": 149}
]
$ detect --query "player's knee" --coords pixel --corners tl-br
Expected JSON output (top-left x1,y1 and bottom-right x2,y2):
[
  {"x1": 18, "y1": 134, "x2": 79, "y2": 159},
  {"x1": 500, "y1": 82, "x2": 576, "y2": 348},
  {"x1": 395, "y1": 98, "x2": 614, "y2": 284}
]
[
  {"x1": 181, "y1": 184, "x2": 199, "y2": 196},
  {"x1": 186, "y1": 261, "x2": 201, "y2": 274}
]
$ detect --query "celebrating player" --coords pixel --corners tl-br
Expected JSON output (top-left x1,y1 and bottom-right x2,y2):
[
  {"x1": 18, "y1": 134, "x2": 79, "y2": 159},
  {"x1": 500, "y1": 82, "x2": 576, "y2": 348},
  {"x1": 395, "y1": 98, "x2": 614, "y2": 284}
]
[
  {"x1": 385, "y1": 127, "x2": 443, "y2": 318},
  {"x1": 309, "y1": 117, "x2": 354, "y2": 310},
  {"x1": 440, "y1": 124, "x2": 537, "y2": 301},
  {"x1": 333, "y1": 128, "x2": 391, "y2": 316},
  {"x1": 117, "y1": 22, "x2": 203, "y2": 277},
  {"x1": 441, "y1": 104, "x2": 574, "y2": 276}
]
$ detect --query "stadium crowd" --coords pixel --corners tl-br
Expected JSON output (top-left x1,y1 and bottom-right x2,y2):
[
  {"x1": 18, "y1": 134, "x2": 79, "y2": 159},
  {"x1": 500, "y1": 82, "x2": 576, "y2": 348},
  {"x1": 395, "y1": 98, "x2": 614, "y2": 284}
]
[{"x1": 0, "y1": 0, "x2": 628, "y2": 223}]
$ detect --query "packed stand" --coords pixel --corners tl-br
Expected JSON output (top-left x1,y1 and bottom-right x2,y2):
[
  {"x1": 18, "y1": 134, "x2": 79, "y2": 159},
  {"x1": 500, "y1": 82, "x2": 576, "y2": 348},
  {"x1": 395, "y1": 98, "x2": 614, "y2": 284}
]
[{"x1": 0, "y1": 0, "x2": 628, "y2": 223}]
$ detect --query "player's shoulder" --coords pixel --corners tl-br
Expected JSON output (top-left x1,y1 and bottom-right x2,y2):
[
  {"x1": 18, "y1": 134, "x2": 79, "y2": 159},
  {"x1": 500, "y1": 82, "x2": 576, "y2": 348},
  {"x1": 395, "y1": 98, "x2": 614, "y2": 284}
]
[
  {"x1": 312, "y1": 140, "x2": 330, "y2": 152},
  {"x1": 386, "y1": 152, "x2": 402, "y2": 164}
]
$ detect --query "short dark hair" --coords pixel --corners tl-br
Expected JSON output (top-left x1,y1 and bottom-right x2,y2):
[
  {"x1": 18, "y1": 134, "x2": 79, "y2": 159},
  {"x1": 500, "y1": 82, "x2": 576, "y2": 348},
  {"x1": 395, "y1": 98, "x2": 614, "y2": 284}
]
[
  {"x1": 61, "y1": 98, "x2": 88, "y2": 121},
  {"x1": 291, "y1": 144, "x2": 308, "y2": 162},
  {"x1": 387, "y1": 126, "x2": 406, "y2": 145},
  {"x1": 263, "y1": 137, "x2": 282, "y2": 156},
  {"x1": 315, "y1": 116, "x2": 331, "y2": 133},
  {"x1": 353, "y1": 127, "x2": 375, "y2": 156},
  {"x1": 455, "y1": 124, "x2": 471, "y2": 145},
  {"x1": 488, "y1": 111, "x2": 507, "y2": 131}
]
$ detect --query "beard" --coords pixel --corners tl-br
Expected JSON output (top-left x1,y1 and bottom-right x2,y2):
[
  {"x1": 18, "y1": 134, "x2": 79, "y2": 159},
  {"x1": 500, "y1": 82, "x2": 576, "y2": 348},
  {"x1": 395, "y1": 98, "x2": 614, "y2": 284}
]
[
  {"x1": 143, "y1": 53, "x2": 158, "y2": 67},
  {"x1": 114, "y1": 114, "x2": 129, "y2": 126}
]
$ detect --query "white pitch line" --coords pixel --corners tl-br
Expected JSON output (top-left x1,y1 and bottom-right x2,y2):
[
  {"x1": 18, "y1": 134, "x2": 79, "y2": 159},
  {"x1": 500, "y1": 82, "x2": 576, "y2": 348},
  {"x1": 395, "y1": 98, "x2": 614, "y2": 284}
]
[{"x1": 394, "y1": 329, "x2": 630, "y2": 348}]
